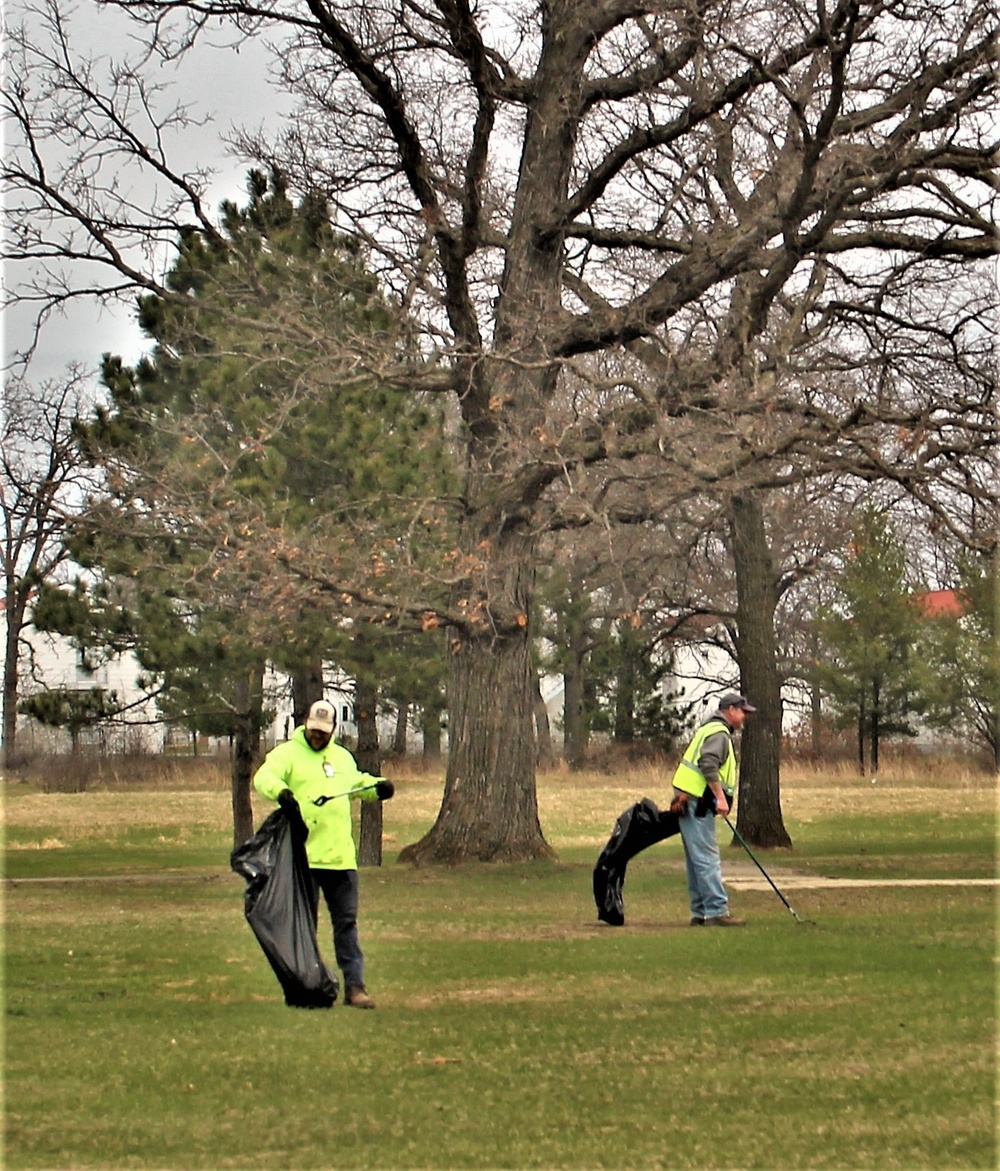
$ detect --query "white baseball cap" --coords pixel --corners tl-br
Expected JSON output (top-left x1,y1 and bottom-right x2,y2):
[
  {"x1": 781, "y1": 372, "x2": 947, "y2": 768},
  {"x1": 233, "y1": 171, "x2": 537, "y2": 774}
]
[{"x1": 305, "y1": 700, "x2": 336, "y2": 733}]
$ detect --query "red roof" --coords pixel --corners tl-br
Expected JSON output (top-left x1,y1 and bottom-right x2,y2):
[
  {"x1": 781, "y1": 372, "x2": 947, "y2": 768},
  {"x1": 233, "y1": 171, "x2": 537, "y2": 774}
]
[{"x1": 914, "y1": 589, "x2": 967, "y2": 618}]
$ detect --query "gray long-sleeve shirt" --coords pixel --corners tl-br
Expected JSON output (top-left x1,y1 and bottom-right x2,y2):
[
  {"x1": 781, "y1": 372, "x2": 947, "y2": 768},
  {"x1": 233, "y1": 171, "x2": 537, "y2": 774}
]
[{"x1": 696, "y1": 711, "x2": 734, "y2": 785}]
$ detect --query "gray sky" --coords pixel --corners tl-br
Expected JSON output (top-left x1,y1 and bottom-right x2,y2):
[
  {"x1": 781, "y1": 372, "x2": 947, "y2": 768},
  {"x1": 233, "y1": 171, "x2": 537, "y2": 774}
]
[{"x1": 5, "y1": 1, "x2": 294, "y2": 389}]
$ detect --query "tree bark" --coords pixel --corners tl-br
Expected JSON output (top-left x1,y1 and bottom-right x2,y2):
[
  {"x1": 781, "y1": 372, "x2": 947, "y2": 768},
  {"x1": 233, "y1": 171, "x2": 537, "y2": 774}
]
[
  {"x1": 563, "y1": 605, "x2": 589, "y2": 770},
  {"x1": 354, "y1": 674, "x2": 382, "y2": 866},
  {"x1": 728, "y1": 491, "x2": 791, "y2": 848},
  {"x1": 421, "y1": 707, "x2": 442, "y2": 762},
  {"x1": 809, "y1": 627, "x2": 823, "y2": 761},
  {"x1": 857, "y1": 697, "x2": 866, "y2": 776},
  {"x1": 231, "y1": 662, "x2": 264, "y2": 848},
  {"x1": 533, "y1": 673, "x2": 554, "y2": 768},
  {"x1": 2, "y1": 592, "x2": 28, "y2": 769},
  {"x1": 291, "y1": 660, "x2": 325, "y2": 729},
  {"x1": 613, "y1": 628, "x2": 638, "y2": 743},
  {"x1": 871, "y1": 679, "x2": 881, "y2": 776},
  {"x1": 392, "y1": 702, "x2": 408, "y2": 757}
]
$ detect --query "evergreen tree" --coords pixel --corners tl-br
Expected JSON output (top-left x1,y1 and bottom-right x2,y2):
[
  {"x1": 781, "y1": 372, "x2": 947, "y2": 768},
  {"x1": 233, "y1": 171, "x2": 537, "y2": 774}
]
[
  {"x1": 917, "y1": 553, "x2": 999, "y2": 767},
  {"x1": 815, "y1": 508, "x2": 924, "y2": 775},
  {"x1": 49, "y1": 172, "x2": 453, "y2": 843}
]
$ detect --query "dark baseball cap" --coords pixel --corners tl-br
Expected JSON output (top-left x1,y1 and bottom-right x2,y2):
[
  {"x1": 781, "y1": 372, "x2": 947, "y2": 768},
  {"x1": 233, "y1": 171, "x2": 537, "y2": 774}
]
[{"x1": 718, "y1": 693, "x2": 757, "y2": 711}]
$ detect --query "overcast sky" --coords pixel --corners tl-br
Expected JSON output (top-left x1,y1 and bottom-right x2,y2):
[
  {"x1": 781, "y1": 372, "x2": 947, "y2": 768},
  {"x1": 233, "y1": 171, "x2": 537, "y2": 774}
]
[{"x1": 5, "y1": 1, "x2": 294, "y2": 390}]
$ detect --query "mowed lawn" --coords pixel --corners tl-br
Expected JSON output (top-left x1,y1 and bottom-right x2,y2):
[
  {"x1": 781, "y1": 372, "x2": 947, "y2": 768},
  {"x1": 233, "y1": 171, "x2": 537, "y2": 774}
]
[{"x1": 3, "y1": 761, "x2": 996, "y2": 1170}]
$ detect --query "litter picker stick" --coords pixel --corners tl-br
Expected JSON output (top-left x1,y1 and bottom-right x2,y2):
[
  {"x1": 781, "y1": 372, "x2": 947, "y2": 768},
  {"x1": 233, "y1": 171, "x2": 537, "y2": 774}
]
[
  {"x1": 723, "y1": 815, "x2": 813, "y2": 924},
  {"x1": 312, "y1": 783, "x2": 380, "y2": 807}
]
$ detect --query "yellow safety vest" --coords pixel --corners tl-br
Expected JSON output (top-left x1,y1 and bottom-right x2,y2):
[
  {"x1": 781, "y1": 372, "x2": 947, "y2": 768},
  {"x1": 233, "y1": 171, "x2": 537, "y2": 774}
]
[{"x1": 671, "y1": 718, "x2": 736, "y2": 798}]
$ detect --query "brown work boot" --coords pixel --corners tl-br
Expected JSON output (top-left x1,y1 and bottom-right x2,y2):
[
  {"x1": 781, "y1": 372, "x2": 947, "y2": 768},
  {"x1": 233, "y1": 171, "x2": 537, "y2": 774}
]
[
  {"x1": 345, "y1": 985, "x2": 376, "y2": 1009},
  {"x1": 689, "y1": 916, "x2": 705, "y2": 926},
  {"x1": 705, "y1": 914, "x2": 746, "y2": 927}
]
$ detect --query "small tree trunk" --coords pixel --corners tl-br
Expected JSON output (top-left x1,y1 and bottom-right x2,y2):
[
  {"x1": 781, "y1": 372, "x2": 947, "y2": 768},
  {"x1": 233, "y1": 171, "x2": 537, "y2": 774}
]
[
  {"x1": 291, "y1": 659, "x2": 325, "y2": 728},
  {"x1": 728, "y1": 490, "x2": 791, "y2": 849},
  {"x1": 392, "y1": 702, "x2": 408, "y2": 756},
  {"x1": 2, "y1": 591, "x2": 27, "y2": 769},
  {"x1": 421, "y1": 707, "x2": 442, "y2": 761},
  {"x1": 857, "y1": 695, "x2": 866, "y2": 776},
  {"x1": 871, "y1": 680, "x2": 881, "y2": 776},
  {"x1": 563, "y1": 606, "x2": 589, "y2": 769},
  {"x1": 809, "y1": 627, "x2": 823, "y2": 760},
  {"x1": 563, "y1": 662, "x2": 585, "y2": 767},
  {"x1": 613, "y1": 626, "x2": 637, "y2": 743},
  {"x1": 354, "y1": 674, "x2": 382, "y2": 866},
  {"x1": 231, "y1": 662, "x2": 264, "y2": 848},
  {"x1": 533, "y1": 674, "x2": 554, "y2": 767}
]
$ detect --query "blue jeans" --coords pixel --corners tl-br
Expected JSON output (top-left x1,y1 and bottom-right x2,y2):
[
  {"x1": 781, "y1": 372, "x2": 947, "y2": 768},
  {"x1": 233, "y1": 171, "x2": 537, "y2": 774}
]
[
  {"x1": 675, "y1": 791, "x2": 729, "y2": 919},
  {"x1": 312, "y1": 869, "x2": 365, "y2": 988}
]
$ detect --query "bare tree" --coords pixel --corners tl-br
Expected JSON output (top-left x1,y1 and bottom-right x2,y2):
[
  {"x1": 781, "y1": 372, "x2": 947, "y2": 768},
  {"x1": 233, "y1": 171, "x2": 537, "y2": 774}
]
[
  {"x1": 0, "y1": 371, "x2": 97, "y2": 766},
  {"x1": 4, "y1": 0, "x2": 995, "y2": 860}
]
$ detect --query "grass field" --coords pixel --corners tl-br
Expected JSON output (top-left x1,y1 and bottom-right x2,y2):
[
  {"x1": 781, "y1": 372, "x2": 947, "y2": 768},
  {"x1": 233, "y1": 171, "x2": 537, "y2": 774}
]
[{"x1": 3, "y1": 758, "x2": 997, "y2": 1170}]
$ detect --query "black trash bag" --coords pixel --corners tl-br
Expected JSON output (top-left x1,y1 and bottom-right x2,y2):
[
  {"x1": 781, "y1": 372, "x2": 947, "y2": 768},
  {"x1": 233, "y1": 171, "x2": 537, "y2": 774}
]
[
  {"x1": 231, "y1": 807, "x2": 339, "y2": 1008},
  {"x1": 593, "y1": 797, "x2": 680, "y2": 926}
]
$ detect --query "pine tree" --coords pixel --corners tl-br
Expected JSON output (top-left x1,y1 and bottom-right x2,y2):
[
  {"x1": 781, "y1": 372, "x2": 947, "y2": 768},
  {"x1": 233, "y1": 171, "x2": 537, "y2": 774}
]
[
  {"x1": 815, "y1": 509, "x2": 924, "y2": 775},
  {"x1": 917, "y1": 553, "x2": 999, "y2": 766},
  {"x1": 51, "y1": 172, "x2": 453, "y2": 843}
]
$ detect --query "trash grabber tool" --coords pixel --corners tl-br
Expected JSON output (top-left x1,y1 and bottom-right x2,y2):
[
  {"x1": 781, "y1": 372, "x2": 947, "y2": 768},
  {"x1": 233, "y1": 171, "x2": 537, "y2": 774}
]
[
  {"x1": 312, "y1": 783, "x2": 380, "y2": 806},
  {"x1": 723, "y1": 816, "x2": 814, "y2": 925}
]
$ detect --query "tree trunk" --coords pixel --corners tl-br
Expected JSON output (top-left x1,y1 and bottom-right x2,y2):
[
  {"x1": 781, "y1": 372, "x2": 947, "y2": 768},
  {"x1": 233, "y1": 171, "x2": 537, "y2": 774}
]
[
  {"x1": 871, "y1": 679, "x2": 881, "y2": 776},
  {"x1": 354, "y1": 674, "x2": 382, "y2": 866},
  {"x1": 231, "y1": 662, "x2": 264, "y2": 848},
  {"x1": 2, "y1": 591, "x2": 26, "y2": 769},
  {"x1": 533, "y1": 673, "x2": 554, "y2": 768},
  {"x1": 728, "y1": 491, "x2": 791, "y2": 849},
  {"x1": 392, "y1": 702, "x2": 408, "y2": 756},
  {"x1": 994, "y1": 542, "x2": 1000, "y2": 773},
  {"x1": 400, "y1": 532, "x2": 553, "y2": 863},
  {"x1": 809, "y1": 627, "x2": 823, "y2": 761},
  {"x1": 399, "y1": 15, "x2": 585, "y2": 860},
  {"x1": 857, "y1": 696, "x2": 866, "y2": 776},
  {"x1": 291, "y1": 659, "x2": 324, "y2": 728},
  {"x1": 563, "y1": 606, "x2": 589, "y2": 770},
  {"x1": 613, "y1": 630, "x2": 637, "y2": 743},
  {"x1": 421, "y1": 707, "x2": 442, "y2": 762}
]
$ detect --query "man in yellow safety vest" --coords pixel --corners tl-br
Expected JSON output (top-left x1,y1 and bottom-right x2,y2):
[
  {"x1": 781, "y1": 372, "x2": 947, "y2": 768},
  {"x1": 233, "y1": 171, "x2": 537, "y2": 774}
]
[{"x1": 670, "y1": 693, "x2": 756, "y2": 927}]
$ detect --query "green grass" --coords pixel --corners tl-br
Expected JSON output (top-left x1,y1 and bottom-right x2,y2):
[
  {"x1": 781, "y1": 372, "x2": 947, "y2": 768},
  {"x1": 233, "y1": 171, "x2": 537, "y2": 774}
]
[{"x1": 2, "y1": 767, "x2": 997, "y2": 1170}]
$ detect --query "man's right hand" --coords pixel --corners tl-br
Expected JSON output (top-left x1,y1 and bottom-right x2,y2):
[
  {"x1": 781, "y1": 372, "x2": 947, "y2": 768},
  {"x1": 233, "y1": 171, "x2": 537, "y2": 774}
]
[{"x1": 277, "y1": 788, "x2": 299, "y2": 812}]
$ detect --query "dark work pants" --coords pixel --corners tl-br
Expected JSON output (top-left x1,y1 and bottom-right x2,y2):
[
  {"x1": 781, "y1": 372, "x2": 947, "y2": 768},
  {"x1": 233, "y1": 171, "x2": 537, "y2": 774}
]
[{"x1": 312, "y1": 868, "x2": 365, "y2": 990}]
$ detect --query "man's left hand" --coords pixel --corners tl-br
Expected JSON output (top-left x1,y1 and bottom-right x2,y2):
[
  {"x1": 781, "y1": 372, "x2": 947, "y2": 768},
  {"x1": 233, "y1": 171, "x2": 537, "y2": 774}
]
[{"x1": 375, "y1": 780, "x2": 395, "y2": 800}]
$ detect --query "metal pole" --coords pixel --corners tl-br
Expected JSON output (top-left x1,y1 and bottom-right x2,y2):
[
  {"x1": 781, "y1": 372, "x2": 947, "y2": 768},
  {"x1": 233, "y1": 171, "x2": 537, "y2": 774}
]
[
  {"x1": 311, "y1": 783, "x2": 380, "y2": 806},
  {"x1": 723, "y1": 815, "x2": 812, "y2": 924}
]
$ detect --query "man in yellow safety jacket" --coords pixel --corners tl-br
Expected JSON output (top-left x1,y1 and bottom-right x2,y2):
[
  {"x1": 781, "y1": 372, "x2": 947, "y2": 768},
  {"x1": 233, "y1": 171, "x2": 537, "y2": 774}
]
[
  {"x1": 670, "y1": 693, "x2": 755, "y2": 927},
  {"x1": 253, "y1": 699, "x2": 395, "y2": 1008}
]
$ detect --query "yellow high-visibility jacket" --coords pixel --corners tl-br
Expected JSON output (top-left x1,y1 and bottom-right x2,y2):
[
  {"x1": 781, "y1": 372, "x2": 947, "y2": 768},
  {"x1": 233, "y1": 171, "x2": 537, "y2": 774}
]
[{"x1": 253, "y1": 727, "x2": 380, "y2": 869}]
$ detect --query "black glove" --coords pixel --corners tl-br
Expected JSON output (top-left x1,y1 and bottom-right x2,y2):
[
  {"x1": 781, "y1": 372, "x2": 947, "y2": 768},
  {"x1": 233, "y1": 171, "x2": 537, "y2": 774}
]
[
  {"x1": 375, "y1": 780, "x2": 395, "y2": 801},
  {"x1": 695, "y1": 791, "x2": 716, "y2": 818},
  {"x1": 277, "y1": 788, "x2": 299, "y2": 813}
]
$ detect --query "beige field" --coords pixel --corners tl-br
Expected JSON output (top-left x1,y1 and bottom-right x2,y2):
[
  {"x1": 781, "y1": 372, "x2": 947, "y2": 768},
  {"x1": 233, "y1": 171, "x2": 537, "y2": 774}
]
[{"x1": 3, "y1": 754, "x2": 995, "y2": 853}]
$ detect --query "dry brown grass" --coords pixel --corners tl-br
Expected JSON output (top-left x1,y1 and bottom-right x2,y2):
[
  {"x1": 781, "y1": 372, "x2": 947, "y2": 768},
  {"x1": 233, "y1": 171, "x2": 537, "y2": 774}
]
[{"x1": 3, "y1": 751, "x2": 994, "y2": 850}]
